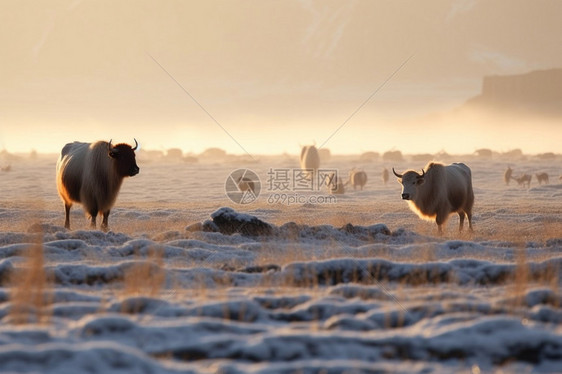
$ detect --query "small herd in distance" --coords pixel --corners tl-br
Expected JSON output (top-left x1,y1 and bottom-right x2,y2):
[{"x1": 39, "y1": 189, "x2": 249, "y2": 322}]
[
  {"x1": 504, "y1": 166, "x2": 551, "y2": 188},
  {"x1": 51, "y1": 140, "x2": 558, "y2": 235}
]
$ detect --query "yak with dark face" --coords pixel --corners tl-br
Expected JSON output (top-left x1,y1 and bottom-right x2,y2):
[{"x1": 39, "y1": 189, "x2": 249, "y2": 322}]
[
  {"x1": 56, "y1": 139, "x2": 139, "y2": 230},
  {"x1": 393, "y1": 162, "x2": 474, "y2": 234}
]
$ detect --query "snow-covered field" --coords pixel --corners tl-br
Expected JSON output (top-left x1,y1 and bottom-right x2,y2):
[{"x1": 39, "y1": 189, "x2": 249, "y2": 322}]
[{"x1": 0, "y1": 151, "x2": 561, "y2": 373}]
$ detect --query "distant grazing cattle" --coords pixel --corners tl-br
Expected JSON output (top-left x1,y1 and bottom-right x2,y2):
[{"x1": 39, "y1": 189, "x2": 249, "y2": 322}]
[
  {"x1": 347, "y1": 169, "x2": 367, "y2": 190},
  {"x1": 300, "y1": 145, "x2": 320, "y2": 179},
  {"x1": 56, "y1": 139, "x2": 140, "y2": 230},
  {"x1": 504, "y1": 166, "x2": 513, "y2": 185},
  {"x1": 535, "y1": 172, "x2": 549, "y2": 185},
  {"x1": 1, "y1": 165, "x2": 11, "y2": 172},
  {"x1": 393, "y1": 162, "x2": 474, "y2": 234},
  {"x1": 382, "y1": 168, "x2": 389, "y2": 185},
  {"x1": 512, "y1": 174, "x2": 531, "y2": 188}
]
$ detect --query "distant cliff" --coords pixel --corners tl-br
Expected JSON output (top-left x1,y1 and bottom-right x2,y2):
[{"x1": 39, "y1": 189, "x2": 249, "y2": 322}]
[{"x1": 466, "y1": 68, "x2": 562, "y2": 116}]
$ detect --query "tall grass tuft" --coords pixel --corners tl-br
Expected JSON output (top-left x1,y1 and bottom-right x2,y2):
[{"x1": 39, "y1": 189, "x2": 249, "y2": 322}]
[
  {"x1": 8, "y1": 236, "x2": 53, "y2": 324},
  {"x1": 122, "y1": 246, "x2": 166, "y2": 298}
]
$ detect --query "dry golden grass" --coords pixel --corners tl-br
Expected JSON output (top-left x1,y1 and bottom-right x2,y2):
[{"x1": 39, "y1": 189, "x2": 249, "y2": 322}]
[
  {"x1": 8, "y1": 235, "x2": 53, "y2": 324},
  {"x1": 121, "y1": 246, "x2": 166, "y2": 299},
  {"x1": 2, "y1": 190, "x2": 559, "y2": 245},
  {"x1": 0, "y1": 190, "x2": 560, "y2": 316}
]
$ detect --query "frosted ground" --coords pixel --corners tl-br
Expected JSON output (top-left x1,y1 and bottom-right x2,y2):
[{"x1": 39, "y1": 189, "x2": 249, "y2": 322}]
[{"x1": 0, "y1": 151, "x2": 561, "y2": 373}]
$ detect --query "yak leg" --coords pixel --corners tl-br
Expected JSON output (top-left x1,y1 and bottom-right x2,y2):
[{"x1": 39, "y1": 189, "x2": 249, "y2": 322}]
[
  {"x1": 101, "y1": 210, "x2": 110, "y2": 232},
  {"x1": 436, "y1": 211, "x2": 448, "y2": 235},
  {"x1": 466, "y1": 211, "x2": 473, "y2": 232},
  {"x1": 458, "y1": 212, "x2": 466, "y2": 232},
  {"x1": 88, "y1": 208, "x2": 98, "y2": 229},
  {"x1": 64, "y1": 203, "x2": 72, "y2": 229},
  {"x1": 89, "y1": 215, "x2": 97, "y2": 229}
]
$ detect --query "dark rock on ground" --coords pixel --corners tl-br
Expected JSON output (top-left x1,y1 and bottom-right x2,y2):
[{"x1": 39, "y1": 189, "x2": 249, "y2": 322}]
[{"x1": 208, "y1": 207, "x2": 274, "y2": 237}]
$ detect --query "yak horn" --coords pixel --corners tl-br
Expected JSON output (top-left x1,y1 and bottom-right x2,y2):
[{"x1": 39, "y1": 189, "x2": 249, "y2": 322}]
[
  {"x1": 132, "y1": 138, "x2": 138, "y2": 151},
  {"x1": 418, "y1": 169, "x2": 425, "y2": 178},
  {"x1": 108, "y1": 139, "x2": 116, "y2": 153},
  {"x1": 392, "y1": 168, "x2": 403, "y2": 178}
]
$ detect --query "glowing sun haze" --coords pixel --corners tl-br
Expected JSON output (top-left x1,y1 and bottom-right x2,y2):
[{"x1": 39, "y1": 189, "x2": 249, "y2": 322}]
[{"x1": 1, "y1": 1, "x2": 561, "y2": 155}]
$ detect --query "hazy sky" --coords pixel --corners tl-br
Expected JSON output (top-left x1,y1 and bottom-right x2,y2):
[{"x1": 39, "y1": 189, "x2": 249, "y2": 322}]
[{"x1": 1, "y1": 0, "x2": 561, "y2": 155}]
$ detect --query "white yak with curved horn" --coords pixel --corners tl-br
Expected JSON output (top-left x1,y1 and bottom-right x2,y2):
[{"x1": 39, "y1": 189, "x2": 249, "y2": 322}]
[{"x1": 393, "y1": 162, "x2": 474, "y2": 234}]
